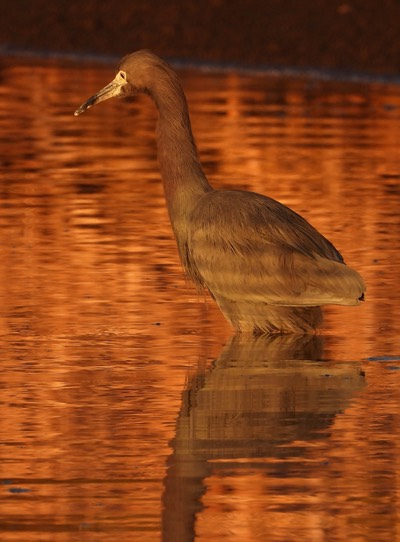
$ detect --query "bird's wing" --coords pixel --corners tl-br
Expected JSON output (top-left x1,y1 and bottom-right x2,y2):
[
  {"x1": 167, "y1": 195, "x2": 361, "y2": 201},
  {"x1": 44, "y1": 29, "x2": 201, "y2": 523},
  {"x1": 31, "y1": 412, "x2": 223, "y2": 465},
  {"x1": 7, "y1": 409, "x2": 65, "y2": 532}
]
[{"x1": 187, "y1": 190, "x2": 365, "y2": 306}]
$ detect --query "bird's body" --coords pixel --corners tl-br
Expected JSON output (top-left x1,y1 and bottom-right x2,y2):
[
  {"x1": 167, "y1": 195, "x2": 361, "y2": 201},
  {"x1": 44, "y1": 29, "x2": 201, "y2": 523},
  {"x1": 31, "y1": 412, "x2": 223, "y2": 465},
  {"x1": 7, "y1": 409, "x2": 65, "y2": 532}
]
[{"x1": 75, "y1": 50, "x2": 365, "y2": 334}]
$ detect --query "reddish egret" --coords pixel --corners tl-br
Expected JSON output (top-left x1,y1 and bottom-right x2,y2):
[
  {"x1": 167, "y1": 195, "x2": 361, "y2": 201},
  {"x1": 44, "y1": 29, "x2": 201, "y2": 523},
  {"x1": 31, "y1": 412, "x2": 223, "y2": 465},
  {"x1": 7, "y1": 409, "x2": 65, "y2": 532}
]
[{"x1": 74, "y1": 50, "x2": 365, "y2": 334}]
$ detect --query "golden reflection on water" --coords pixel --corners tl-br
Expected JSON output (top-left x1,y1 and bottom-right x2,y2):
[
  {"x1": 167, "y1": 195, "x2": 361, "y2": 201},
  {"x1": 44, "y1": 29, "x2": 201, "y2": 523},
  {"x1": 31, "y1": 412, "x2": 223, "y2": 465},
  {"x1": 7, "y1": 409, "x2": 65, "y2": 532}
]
[
  {"x1": 164, "y1": 334, "x2": 400, "y2": 542},
  {"x1": 0, "y1": 58, "x2": 400, "y2": 541}
]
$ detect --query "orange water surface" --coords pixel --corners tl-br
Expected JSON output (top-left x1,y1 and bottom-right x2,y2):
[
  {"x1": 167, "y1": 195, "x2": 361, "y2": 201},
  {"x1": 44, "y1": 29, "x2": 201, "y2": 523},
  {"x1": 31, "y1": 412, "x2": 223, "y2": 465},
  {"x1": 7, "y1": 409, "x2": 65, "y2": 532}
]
[{"x1": 0, "y1": 57, "x2": 399, "y2": 541}]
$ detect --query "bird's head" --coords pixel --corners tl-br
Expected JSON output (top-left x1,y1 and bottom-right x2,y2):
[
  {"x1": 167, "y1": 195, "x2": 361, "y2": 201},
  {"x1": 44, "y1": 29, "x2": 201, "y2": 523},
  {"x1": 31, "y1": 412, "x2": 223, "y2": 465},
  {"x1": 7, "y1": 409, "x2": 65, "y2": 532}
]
[{"x1": 74, "y1": 50, "x2": 166, "y2": 116}]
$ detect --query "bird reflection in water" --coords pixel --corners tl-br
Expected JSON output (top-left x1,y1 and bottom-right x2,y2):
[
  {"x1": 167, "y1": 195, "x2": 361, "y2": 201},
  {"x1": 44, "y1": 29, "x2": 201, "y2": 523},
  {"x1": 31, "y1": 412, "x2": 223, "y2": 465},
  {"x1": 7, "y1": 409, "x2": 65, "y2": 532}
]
[
  {"x1": 75, "y1": 51, "x2": 366, "y2": 335},
  {"x1": 161, "y1": 334, "x2": 365, "y2": 541}
]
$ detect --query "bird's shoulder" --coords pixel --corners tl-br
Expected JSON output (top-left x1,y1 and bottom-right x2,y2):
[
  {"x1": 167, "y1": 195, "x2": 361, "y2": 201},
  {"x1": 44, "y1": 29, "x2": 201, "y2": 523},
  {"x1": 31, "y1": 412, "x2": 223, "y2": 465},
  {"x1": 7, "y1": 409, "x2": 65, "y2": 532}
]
[{"x1": 189, "y1": 189, "x2": 343, "y2": 262}]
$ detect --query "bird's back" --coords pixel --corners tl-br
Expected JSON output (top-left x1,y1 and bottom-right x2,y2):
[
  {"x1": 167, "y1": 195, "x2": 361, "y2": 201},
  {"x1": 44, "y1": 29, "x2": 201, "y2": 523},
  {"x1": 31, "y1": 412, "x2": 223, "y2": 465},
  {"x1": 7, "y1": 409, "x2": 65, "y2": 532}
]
[{"x1": 183, "y1": 190, "x2": 365, "y2": 333}]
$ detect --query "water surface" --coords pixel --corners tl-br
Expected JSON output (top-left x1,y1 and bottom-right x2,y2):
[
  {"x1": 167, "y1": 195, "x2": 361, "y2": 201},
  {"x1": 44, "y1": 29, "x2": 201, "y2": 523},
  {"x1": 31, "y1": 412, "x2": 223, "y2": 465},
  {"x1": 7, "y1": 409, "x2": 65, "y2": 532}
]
[{"x1": 0, "y1": 57, "x2": 399, "y2": 541}]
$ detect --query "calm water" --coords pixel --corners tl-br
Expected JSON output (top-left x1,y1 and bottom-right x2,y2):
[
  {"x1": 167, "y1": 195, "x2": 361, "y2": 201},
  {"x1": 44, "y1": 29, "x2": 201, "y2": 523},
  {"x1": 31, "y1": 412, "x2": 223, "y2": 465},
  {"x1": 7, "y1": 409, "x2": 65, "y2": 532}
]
[{"x1": 0, "y1": 56, "x2": 400, "y2": 541}]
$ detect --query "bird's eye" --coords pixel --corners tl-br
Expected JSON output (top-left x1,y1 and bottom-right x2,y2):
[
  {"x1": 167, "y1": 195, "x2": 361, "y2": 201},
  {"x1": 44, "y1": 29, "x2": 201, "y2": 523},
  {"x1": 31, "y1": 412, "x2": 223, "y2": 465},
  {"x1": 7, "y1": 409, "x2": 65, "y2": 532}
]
[{"x1": 120, "y1": 71, "x2": 126, "y2": 80}]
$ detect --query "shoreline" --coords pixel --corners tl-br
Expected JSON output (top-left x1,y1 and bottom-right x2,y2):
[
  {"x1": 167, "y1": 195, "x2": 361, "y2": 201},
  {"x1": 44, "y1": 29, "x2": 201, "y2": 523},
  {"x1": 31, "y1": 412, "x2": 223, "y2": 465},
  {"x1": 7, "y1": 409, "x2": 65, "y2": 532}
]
[{"x1": 1, "y1": 1, "x2": 400, "y2": 77}]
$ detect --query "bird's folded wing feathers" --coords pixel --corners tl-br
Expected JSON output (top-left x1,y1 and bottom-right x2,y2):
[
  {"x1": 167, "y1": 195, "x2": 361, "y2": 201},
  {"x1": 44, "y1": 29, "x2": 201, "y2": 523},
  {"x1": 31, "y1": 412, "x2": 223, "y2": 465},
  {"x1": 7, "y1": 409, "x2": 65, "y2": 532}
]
[{"x1": 187, "y1": 190, "x2": 365, "y2": 306}]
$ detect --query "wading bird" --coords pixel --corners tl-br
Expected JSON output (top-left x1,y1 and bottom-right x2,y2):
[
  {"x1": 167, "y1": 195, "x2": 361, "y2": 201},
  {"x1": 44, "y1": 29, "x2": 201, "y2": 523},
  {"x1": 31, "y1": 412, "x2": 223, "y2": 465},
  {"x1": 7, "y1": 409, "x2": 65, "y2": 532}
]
[{"x1": 75, "y1": 50, "x2": 365, "y2": 334}]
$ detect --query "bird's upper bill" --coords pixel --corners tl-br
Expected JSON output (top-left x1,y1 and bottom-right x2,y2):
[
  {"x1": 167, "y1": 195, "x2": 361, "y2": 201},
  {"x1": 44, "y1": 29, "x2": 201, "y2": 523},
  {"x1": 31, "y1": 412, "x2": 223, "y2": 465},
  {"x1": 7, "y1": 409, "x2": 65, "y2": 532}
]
[{"x1": 74, "y1": 71, "x2": 128, "y2": 116}]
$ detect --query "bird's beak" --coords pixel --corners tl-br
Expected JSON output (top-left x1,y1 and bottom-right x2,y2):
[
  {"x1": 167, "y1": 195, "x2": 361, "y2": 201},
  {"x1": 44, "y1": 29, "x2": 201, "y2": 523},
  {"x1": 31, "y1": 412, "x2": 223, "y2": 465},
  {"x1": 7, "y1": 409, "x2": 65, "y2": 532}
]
[{"x1": 74, "y1": 72, "x2": 128, "y2": 116}]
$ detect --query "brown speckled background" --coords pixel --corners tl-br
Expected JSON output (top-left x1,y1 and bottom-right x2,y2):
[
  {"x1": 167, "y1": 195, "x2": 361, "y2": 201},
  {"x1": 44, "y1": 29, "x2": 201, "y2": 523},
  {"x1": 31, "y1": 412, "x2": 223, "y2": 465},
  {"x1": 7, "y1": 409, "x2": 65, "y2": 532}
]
[{"x1": 1, "y1": 0, "x2": 399, "y2": 74}]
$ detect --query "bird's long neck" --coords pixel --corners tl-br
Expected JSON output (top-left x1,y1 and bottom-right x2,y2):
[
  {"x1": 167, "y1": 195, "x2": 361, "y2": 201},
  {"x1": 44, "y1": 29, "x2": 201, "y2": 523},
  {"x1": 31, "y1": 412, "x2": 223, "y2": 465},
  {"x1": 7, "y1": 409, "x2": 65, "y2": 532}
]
[{"x1": 150, "y1": 72, "x2": 213, "y2": 244}]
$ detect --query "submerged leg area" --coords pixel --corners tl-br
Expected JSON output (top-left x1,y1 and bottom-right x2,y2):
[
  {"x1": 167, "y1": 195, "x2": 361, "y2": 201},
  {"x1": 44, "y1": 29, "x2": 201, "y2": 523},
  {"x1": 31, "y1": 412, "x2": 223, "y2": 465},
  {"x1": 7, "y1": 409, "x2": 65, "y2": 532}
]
[{"x1": 215, "y1": 296, "x2": 323, "y2": 334}]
